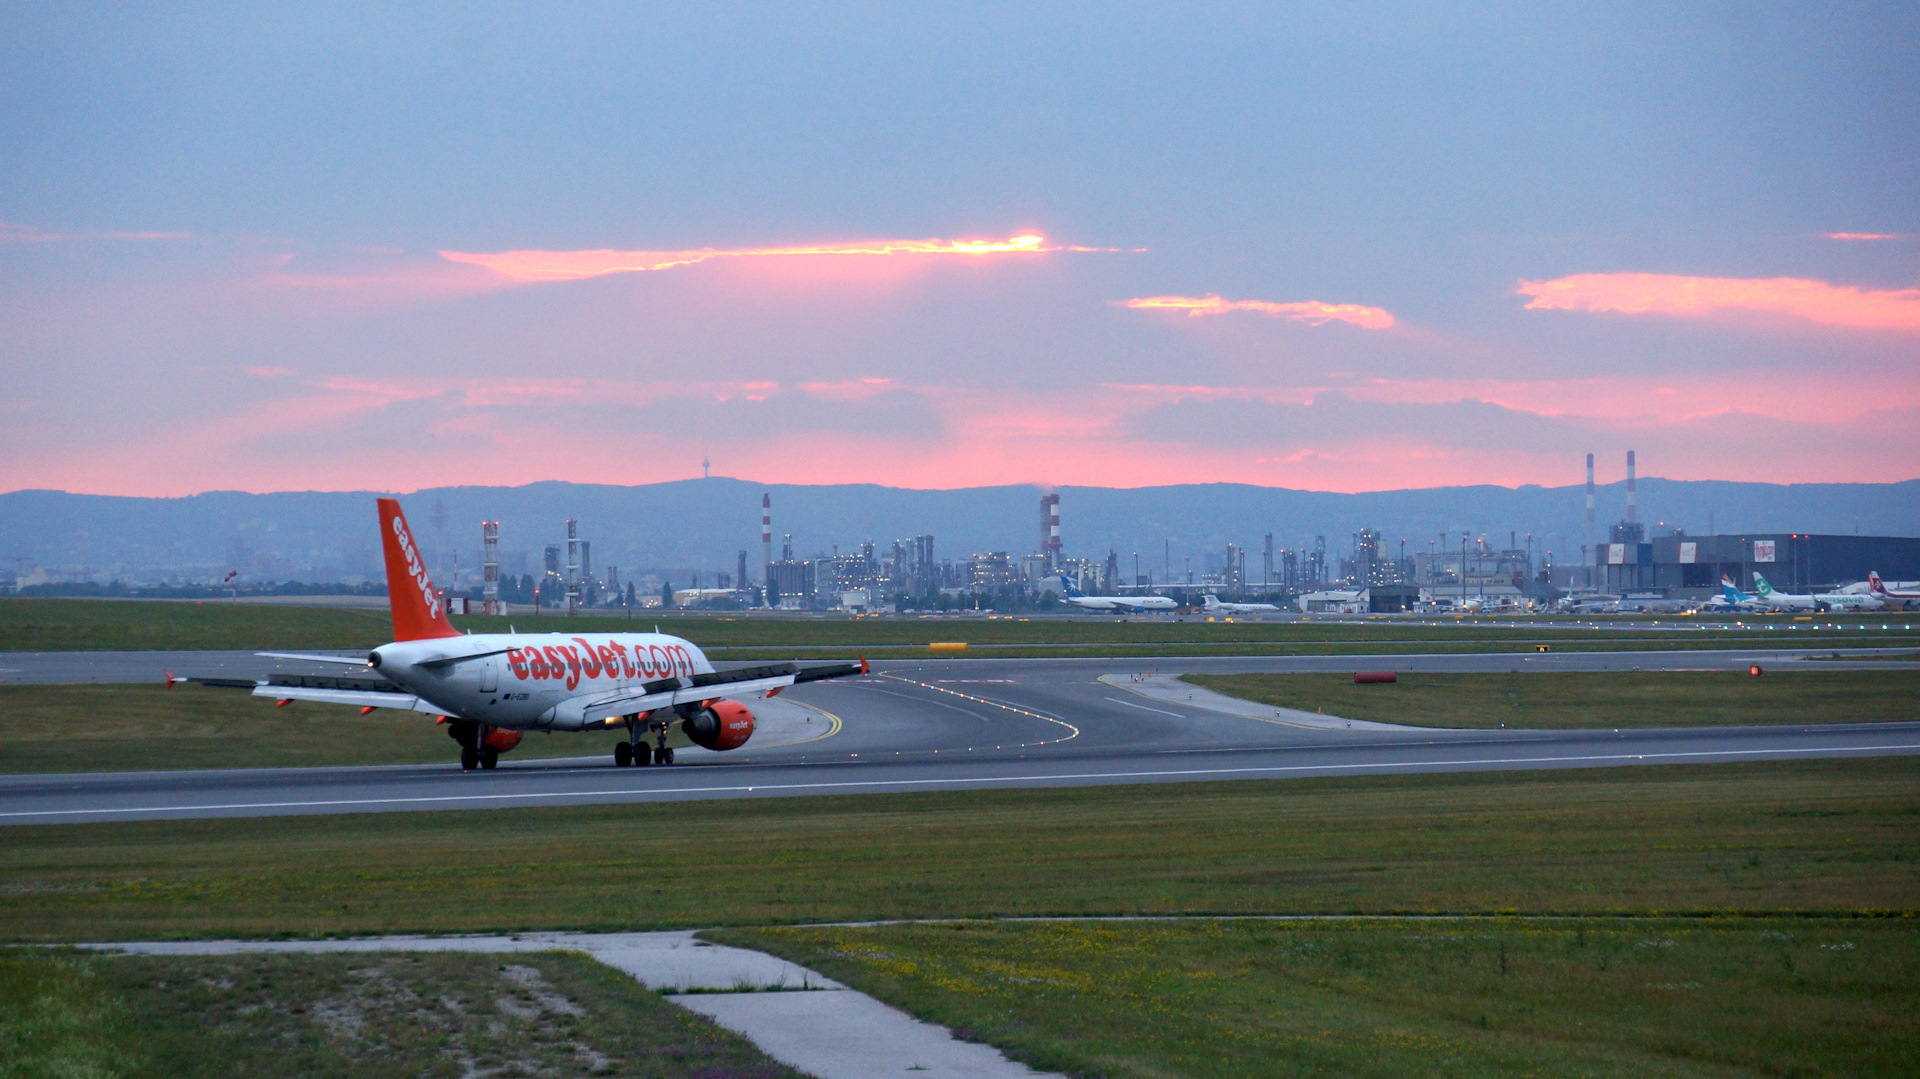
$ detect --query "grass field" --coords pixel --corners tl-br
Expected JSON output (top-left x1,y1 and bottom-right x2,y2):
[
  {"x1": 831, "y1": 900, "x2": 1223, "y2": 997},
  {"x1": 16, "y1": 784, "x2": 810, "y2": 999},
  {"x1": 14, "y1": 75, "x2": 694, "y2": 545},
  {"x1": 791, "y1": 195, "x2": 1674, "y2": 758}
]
[
  {"x1": 715, "y1": 917, "x2": 1918, "y2": 1079},
  {"x1": 0, "y1": 683, "x2": 680, "y2": 773},
  {"x1": 0, "y1": 948, "x2": 800, "y2": 1079},
  {"x1": 3, "y1": 757, "x2": 1914, "y2": 942},
  {"x1": 5, "y1": 596, "x2": 1916, "y2": 657},
  {"x1": 1185, "y1": 669, "x2": 1920, "y2": 729}
]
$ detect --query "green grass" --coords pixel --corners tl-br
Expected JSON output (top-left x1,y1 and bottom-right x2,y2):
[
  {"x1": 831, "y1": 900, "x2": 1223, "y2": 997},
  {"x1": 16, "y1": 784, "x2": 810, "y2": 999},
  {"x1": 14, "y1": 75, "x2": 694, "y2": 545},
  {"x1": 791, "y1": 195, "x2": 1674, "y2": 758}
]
[
  {"x1": 4, "y1": 757, "x2": 1915, "y2": 942},
  {"x1": 5, "y1": 596, "x2": 1917, "y2": 657},
  {"x1": 1185, "y1": 669, "x2": 1920, "y2": 729},
  {"x1": 0, "y1": 598, "x2": 395, "y2": 652},
  {"x1": 0, "y1": 683, "x2": 679, "y2": 773},
  {"x1": 714, "y1": 917, "x2": 1919, "y2": 1078},
  {"x1": 0, "y1": 949, "x2": 135, "y2": 1079},
  {"x1": 0, "y1": 948, "x2": 801, "y2": 1079}
]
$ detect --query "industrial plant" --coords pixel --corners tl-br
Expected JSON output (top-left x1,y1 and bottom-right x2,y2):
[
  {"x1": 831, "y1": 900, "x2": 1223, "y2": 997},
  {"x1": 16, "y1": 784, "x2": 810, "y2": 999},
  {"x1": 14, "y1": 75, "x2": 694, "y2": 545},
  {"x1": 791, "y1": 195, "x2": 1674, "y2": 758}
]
[{"x1": 380, "y1": 450, "x2": 1920, "y2": 617}]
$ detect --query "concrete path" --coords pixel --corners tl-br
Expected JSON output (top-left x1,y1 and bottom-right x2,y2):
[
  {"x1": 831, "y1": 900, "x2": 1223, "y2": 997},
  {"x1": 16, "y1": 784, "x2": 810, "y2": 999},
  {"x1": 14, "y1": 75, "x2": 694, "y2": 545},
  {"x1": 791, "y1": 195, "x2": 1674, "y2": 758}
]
[
  {"x1": 88, "y1": 931, "x2": 1061, "y2": 1078},
  {"x1": 1100, "y1": 671, "x2": 1415, "y2": 731}
]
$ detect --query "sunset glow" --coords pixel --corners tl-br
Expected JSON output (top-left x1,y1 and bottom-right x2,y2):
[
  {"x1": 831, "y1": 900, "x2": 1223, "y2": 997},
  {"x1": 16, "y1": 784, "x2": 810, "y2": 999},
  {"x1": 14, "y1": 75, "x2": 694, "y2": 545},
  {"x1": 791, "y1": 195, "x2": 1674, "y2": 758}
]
[
  {"x1": 439, "y1": 234, "x2": 1055, "y2": 282},
  {"x1": 1123, "y1": 294, "x2": 1397, "y2": 329},
  {"x1": 1824, "y1": 232, "x2": 1906, "y2": 241},
  {"x1": 1517, "y1": 273, "x2": 1920, "y2": 331}
]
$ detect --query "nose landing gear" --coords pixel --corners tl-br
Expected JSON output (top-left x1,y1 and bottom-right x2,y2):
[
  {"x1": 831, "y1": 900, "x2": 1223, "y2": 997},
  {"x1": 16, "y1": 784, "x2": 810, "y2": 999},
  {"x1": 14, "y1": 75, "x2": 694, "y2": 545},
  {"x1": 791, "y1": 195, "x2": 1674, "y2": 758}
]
[{"x1": 615, "y1": 714, "x2": 675, "y2": 767}]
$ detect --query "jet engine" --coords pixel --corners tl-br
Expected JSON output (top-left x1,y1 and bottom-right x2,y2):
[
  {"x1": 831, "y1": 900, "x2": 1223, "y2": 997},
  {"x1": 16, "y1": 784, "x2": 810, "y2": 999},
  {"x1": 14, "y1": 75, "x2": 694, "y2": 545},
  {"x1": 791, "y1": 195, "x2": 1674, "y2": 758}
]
[{"x1": 679, "y1": 699, "x2": 755, "y2": 751}]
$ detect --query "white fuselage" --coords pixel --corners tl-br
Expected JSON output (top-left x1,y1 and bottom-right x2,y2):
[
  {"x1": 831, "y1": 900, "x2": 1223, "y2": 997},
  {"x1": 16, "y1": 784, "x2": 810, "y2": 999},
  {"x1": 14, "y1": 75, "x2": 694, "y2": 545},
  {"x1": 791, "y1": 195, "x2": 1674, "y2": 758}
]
[
  {"x1": 371, "y1": 631, "x2": 714, "y2": 731},
  {"x1": 1203, "y1": 598, "x2": 1279, "y2": 613},
  {"x1": 1066, "y1": 594, "x2": 1177, "y2": 611},
  {"x1": 1816, "y1": 591, "x2": 1884, "y2": 611}
]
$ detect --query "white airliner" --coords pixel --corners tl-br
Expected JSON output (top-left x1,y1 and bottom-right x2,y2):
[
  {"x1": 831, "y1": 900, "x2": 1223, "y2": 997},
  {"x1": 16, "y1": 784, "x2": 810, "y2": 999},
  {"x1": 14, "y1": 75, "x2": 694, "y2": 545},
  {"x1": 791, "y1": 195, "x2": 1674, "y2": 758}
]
[
  {"x1": 1816, "y1": 589, "x2": 1884, "y2": 612},
  {"x1": 1202, "y1": 594, "x2": 1279, "y2": 614},
  {"x1": 192, "y1": 499, "x2": 866, "y2": 771},
  {"x1": 1061, "y1": 583, "x2": 1177, "y2": 612},
  {"x1": 1870, "y1": 571, "x2": 1920, "y2": 608},
  {"x1": 1754, "y1": 573, "x2": 1883, "y2": 613}
]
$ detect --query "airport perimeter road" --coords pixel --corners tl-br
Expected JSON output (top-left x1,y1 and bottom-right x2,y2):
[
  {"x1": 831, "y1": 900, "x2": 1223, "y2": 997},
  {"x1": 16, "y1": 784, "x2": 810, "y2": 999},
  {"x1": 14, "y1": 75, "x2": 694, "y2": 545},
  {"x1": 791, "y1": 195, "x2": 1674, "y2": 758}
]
[{"x1": 3, "y1": 650, "x2": 1917, "y2": 824}]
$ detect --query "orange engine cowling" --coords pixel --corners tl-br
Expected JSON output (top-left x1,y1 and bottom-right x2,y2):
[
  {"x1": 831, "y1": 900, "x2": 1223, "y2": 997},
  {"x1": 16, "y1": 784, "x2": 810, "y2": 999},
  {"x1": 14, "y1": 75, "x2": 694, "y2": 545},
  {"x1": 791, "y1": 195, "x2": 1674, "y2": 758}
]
[
  {"x1": 681, "y1": 699, "x2": 755, "y2": 751},
  {"x1": 483, "y1": 727, "x2": 524, "y2": 752}
]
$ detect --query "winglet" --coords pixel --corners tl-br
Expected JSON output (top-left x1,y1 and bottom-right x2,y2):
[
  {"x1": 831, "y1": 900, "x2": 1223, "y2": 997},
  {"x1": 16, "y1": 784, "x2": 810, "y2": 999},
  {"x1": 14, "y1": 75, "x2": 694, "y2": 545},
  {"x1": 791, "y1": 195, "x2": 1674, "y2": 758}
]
[
  {"x1": 163, "y1": 669, "x2": 183, "y2": 689},
  {"x1": 859, "y1": 656, "x2": 870, "y2": 676},
  {"x1": 376, "y1": 498, "x2": 461, "y2": 642}
]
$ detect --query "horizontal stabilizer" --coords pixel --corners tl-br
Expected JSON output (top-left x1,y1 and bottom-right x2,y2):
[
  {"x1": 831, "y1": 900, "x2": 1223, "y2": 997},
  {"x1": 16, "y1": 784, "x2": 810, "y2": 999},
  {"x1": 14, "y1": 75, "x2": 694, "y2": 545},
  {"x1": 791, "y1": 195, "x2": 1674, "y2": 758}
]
[
  {"x1": 249, "y1": 683, "x2": 444, "y2": 715},
  {"x1": 256, "y1": 651, "x2": 372, "y2": 666}
]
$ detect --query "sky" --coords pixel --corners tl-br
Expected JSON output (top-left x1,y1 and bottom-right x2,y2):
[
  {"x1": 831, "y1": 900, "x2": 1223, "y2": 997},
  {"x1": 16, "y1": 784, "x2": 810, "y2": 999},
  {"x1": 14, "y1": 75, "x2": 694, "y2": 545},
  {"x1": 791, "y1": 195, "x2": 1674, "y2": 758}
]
[{"x1": 2, "y1": 2, "x2": 1917, "y2": 496}]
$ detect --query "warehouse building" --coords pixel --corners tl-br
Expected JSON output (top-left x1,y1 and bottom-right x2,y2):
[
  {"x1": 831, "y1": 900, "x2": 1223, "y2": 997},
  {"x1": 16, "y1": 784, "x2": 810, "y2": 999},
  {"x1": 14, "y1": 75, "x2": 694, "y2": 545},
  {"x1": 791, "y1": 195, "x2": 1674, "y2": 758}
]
[{"x1": 1593, "y1": 532, "x2": 1920, "y2": 595}]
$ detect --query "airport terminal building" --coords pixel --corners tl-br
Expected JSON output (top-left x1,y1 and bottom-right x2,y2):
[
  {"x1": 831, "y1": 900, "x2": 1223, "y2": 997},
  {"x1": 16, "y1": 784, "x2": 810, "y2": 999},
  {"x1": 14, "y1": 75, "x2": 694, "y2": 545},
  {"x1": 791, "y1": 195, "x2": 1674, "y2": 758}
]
[{"x1": 1593, "y1": 531, "x2": 1920, "y2": 594}]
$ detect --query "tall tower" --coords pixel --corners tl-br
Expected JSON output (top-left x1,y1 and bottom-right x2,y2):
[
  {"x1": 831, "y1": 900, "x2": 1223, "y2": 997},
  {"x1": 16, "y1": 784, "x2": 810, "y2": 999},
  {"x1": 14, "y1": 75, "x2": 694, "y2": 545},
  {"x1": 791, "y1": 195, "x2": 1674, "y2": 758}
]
[
  {"x1": 1626, "y1": 450, "x2": 1638, "y2": 524},
  {"x1": 1039, "y1": 493, "x2": 1061, "y2": 572},
  {"x1": 1584, "y1": 452, "x2": 1596, "y2": 587},
  {"x1": 482, "y1": 521, "x2": 501, "y2": 616},
  {"x1": 761, "y1": 493, "x2": 773, "y2": 585},
  {"x1": 565, "y1": 519, "x2": 579, "y2": 615}
]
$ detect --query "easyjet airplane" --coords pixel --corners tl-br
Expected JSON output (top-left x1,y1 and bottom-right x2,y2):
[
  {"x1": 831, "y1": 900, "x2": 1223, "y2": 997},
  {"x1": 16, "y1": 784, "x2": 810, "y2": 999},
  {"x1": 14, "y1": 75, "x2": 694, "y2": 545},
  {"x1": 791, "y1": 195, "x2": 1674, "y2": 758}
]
[{"x1": 191, "y1": 499, "x2": 866, "y2": 771}]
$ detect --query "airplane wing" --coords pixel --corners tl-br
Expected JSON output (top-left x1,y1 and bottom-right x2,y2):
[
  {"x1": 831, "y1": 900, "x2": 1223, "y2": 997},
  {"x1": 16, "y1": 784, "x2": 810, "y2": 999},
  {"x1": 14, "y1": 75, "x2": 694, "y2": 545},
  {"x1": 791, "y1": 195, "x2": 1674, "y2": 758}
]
[
  {"x1": 549, "y1": 660, "x2": 867, "y2": 728},
  {"x1": 194, "y1": 675, "x2": 444, "y2": 715}
]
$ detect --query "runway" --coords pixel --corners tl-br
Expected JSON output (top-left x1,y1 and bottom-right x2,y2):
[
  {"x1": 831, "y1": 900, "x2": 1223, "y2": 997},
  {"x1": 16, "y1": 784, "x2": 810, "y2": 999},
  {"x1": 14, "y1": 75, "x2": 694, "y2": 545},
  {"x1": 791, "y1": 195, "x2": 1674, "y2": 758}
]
[
  {"x1": 2, "y1": 644, "x2": 1915, "y2": 684},
  {"x1": 3, "y1": 649, "x2": 1916, "y2": 825}
]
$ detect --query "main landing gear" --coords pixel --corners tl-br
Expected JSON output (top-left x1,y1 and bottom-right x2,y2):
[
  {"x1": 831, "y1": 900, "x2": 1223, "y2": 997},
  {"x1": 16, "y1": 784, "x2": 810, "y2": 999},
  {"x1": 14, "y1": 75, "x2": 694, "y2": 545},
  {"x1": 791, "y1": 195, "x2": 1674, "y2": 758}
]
[
  {"x1": 615, "y1": 714, "x2": 674, "y2": 767},
  {"x1": 447, "y1": 720, "x2": 500, "y2": 772}
]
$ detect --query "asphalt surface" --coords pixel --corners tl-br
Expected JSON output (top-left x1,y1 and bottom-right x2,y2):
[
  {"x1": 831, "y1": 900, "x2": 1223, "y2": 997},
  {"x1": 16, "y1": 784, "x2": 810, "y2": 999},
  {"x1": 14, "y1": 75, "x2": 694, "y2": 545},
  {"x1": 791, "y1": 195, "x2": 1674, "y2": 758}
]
[
  {"x1": 2, "y1": 644, "x2": 1916, "y2": 684},
  {"x1": 2, "y1": 648, "x2": 1916, "y2": 825}
]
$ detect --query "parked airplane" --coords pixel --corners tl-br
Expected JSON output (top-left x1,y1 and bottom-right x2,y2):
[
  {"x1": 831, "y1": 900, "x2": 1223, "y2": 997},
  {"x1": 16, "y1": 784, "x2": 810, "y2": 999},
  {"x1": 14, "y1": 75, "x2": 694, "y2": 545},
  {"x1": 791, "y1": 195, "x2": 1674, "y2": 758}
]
[
  {"x1": 1201, "y1": 594, "x2": 1280, "y2": 614},
  {"x1": 1870, "y1": 572, "x2": 1920, "y2": 608},
  {"x1": 1754, "y1": 574, "x2": 1883, "y2": 612},
  {"x1": 1062, "y1": 583, "x2": 1177, "y2": 612},
  {"x1": 191, "y1": 499, "x2": 867, "y2": 771},
  {"x1": 1815, "y1": 589, "x2": 1884, "y2": 612},
  {"x1": 1720, "y1": 575, "x2": 1767, "y2": 612}
]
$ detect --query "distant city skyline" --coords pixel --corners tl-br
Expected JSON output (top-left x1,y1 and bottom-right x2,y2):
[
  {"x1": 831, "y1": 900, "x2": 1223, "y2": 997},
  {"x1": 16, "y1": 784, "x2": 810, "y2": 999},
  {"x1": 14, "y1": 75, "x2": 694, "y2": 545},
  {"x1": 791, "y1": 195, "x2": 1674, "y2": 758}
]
[{"x1": 3, "y1": 6, "x2": 1916, "y2": 496}]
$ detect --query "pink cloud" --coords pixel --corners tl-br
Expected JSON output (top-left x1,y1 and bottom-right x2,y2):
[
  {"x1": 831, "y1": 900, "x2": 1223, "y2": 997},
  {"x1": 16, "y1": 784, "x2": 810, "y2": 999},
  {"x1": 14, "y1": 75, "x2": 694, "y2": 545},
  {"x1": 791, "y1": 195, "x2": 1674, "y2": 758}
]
[
  {"x1": 1121, "y1": 294, "x2": 1396, "y2": 329},
  {"x1": 438, "y1": 233, "x2": 1069, "y2": 282},
  {"x1": 1517, "y1": 273, "x2": 1920, "y2": 331},
  {"x1": 1824, "y1": 232, "x2": 1906, "y2": 241}
]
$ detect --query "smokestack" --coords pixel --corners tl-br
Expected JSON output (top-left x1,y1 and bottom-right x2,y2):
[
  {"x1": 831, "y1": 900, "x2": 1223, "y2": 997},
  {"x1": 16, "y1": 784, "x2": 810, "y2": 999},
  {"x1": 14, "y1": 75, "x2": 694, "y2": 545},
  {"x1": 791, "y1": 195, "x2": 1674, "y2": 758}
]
[
  {"x1": 1039, "y1": 493, "x2": 1061, "y2": 571},
  {"x1": 1585, "y1": 453, "x2": 1596, "y2": 587},
  {"x1": 761, "y1": 493, "x2": 772, "y2": 580},
  {"x1": 1626, "y1": 450, "x2": 1638, "y2": 523}
]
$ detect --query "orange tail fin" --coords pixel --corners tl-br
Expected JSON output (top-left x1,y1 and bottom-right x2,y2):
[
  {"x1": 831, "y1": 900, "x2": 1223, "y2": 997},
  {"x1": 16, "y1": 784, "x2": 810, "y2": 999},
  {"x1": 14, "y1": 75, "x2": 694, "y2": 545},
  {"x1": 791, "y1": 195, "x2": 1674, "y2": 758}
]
[{"x1": 377, "y1": 498, "x2": 461, "y2": 641}]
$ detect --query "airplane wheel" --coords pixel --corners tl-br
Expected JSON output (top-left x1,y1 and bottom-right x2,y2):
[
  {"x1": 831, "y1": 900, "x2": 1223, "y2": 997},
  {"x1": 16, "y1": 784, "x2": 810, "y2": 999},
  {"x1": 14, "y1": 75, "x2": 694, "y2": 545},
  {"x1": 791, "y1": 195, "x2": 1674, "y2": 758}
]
[
  {"x1": 655, "y1": 746, "x2": 674, "y2": 766},
  {"x1": 614, "y1": 742, "x2": 633, "y2": 767},
  {"x1": 460, "y1": 746, "x2": 480, "y2": 771},
  {"x1": 481, "y1": 748, "x2": 499, "y2": 770}
]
